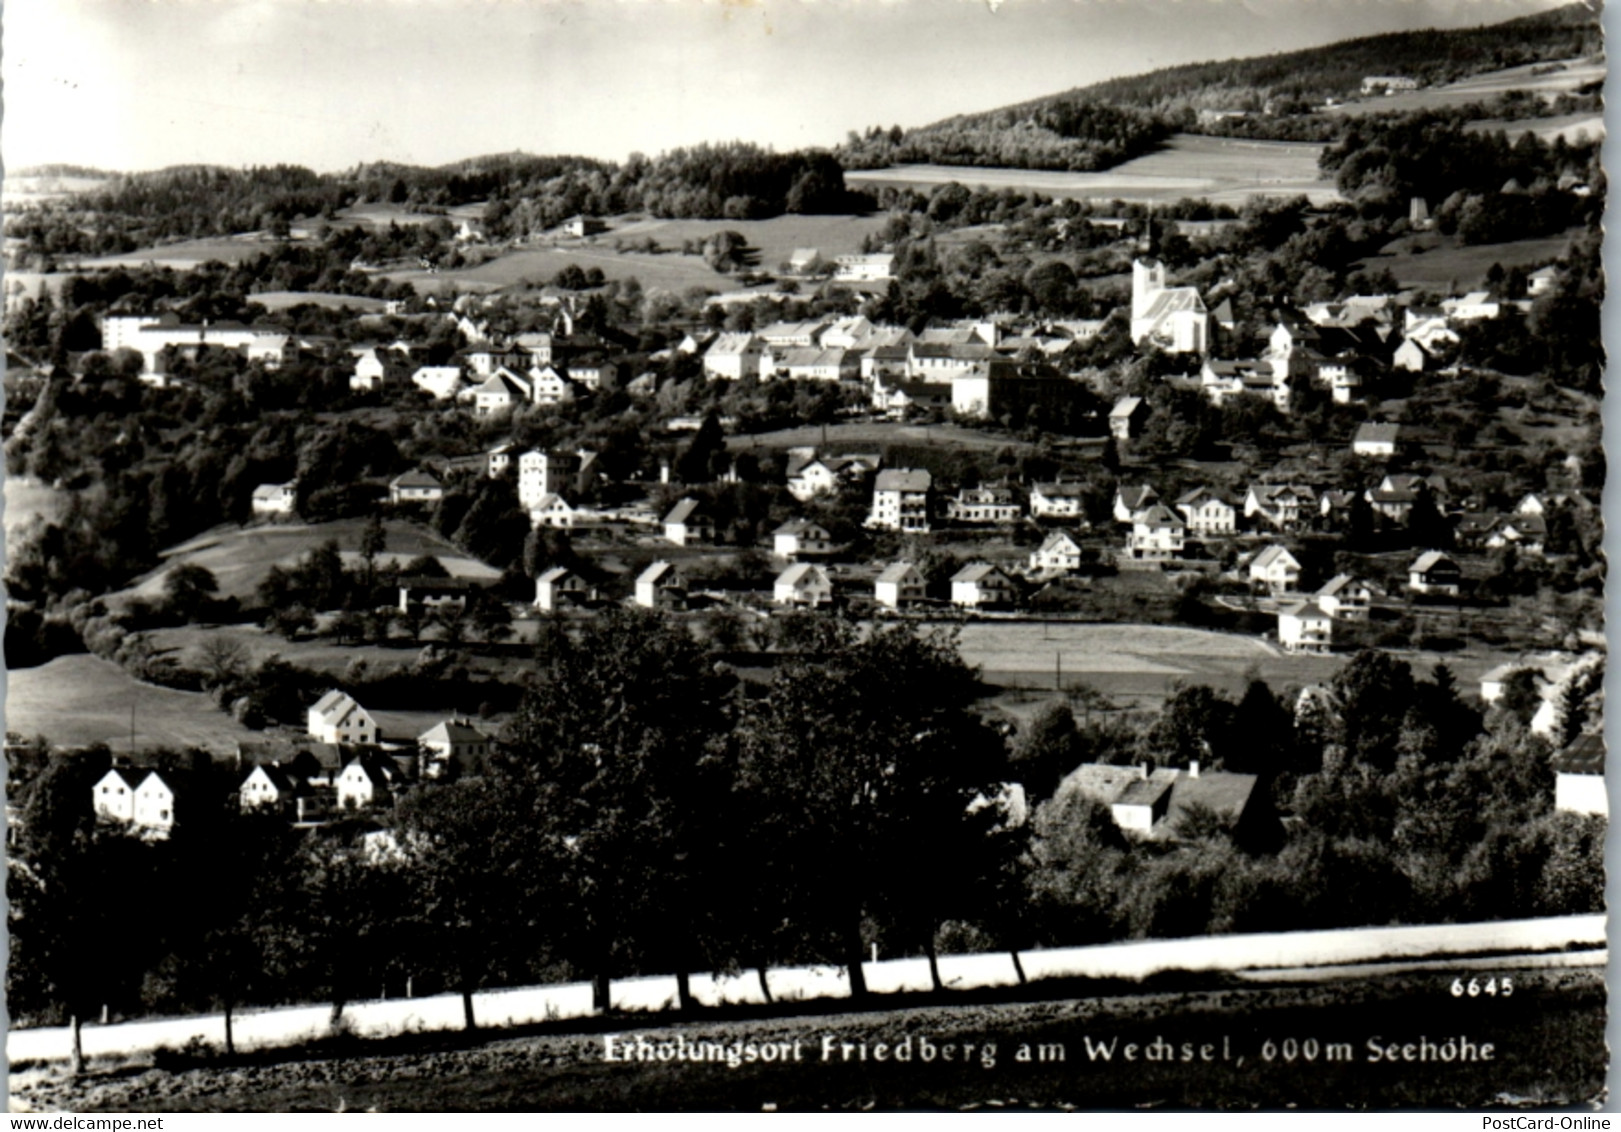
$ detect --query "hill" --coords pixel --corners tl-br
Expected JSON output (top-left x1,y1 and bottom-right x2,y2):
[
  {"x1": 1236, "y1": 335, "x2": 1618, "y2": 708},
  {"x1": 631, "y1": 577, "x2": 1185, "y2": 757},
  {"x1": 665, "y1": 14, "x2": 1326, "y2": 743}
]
[{"x1": 837, "y1": 3, "x2": 1601, "y2": 171}]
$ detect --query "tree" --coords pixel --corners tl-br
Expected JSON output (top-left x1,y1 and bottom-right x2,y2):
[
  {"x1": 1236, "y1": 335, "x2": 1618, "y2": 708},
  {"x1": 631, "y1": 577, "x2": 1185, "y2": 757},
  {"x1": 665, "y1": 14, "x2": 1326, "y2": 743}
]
[
  {"x1": 194, "y1": 635, "x2": 250, "y2": 693},
  {"x1": 163, "y1": 563, "x2": 219, "y2": 622},
  {"x1": 497, "y1": 609, "x2": 736, "y2": 1012},
  {"x1": 1008, "y1": 701, "x2": 1080, "y2": 805},
  {"x1": 734, "y1": 625, "x2": 1008, "y2": 995}
]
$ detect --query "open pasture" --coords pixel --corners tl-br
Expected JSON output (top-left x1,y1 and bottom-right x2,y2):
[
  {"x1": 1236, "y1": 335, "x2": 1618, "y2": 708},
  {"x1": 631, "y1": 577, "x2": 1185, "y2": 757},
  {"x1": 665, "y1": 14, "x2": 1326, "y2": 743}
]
[
  {"x1": 1329, "y1": 56, "x2": 1605, "y2": 117},
  {"x1": 845, "y1": 134, "x2": 1336, "y2": 206},
  {"x1": 78, "y1": 235, "x2": 285, "y2": 269},
  {"x1": 4, "y1": 654, "x2": 256, "y2": 754},
  {"x1": 727, "y1": 421, "x2": 1040, "y2": 454},
  {"x1": 120, "y1": 519, "x2": 487, "y2": 605},
  {"x1": 250, "y1": 290, "x2": 388, "y2": 312},
  {"x1": 1355, "y1": 230, "x2": 1575, "y2": 292},
  {"x1": 387, "y1": 244, "x2": 734, "y2": 293},
  {"x1": 605, "y1": 213, "x2": 891, "y2": 270}
]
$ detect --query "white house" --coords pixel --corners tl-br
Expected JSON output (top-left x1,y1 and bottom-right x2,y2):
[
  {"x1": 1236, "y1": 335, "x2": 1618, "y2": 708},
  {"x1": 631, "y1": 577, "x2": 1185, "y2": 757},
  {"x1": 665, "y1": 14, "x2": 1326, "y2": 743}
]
[
  {"x1": 1316, "y1": 574, "x2": 1374, "y2": 621},
  {"x1": 1249, "y1": 545, "x2": 1302, "y2": 594},
  {"x1": 773, "y1": 519, "x2": 834, "y2": 559},
  {"x1": 663, "y1": 498, "x2": 715, "y2": 546},
  {"x1": 703, "y1": 333, "x2": 764, "y2": 380},
  {"x1": 418, "y1": 719, "x2": 491, "y2": 778},
  {"x1": 947, "y1": 486, "x2": 1022, "y2": 524},
  {"x1": 1278, "y1": 600, "x2": 1333, "y2": 653},
  {"x1": 634, "y1": 561, "x2": 688, "y2": 610},
  {"x1": 93, "y1": 767, "x2": 142, "y2": 825},
  {"x1": 389, "y1": 469, "x2": 444, "y2": 505},
  {"x1": 239, "y1": 764, "x2": 310, "y2": 815},
  {"x1": 133, "y1": 771, "x2": 177, "y2": 837},
  {"x1": 1029, "y1": 530, "x2": 1086, "y2": 575},
  {"x1": 252, "y1": 482, "x2": 297, "y2": 516},
  {"x1": 1109, "y1": 396, "x2": 1149, "y2": 440},
  {"x1": 774, "y1": 563, "x2": 833, "y2": 607},
  {"x1": 950, "y1": 562, "x2": 1016, "y2": 609},
  {"x1": 336, "y1": 756, "x2": 396, "y2": 811},
  {"x1": 535, "y1": 565, "x2": 589, "y2": 612},
  {"x1": 529, "y1": 493, "x2": 577, "y2": 530},
  {"x1": 1113, "y1": 485, "x2": 1159, "y2": 524},
  {"x1": 412, "y1": 365, "x2": 465, "y2": 400},
  {"x1": 1245, "y1": 484, "x2": 1316, "y2": 531},
  {"x1": 528, "y1": 365, "x2": 578, "y2": 405},
  {"x1": 308, "y1": 689, "x2": 378, "y2": 746},
  {"x1": 1408, "y1": 551, "x2": 1462, "y2": 597},
  {"x1": 875, "y1": 561, "x2": 928, "y2": 609},
  {"x1": 517, "y1": 449, "x2": 579, "y2": 511},
  {"x1": 867, "y1": 469, "x2": 932, "y2": 532},
  {"x1": 471, "y1": 369, "x2": 531, "y2": 417},
  {"x1": 350, "y1": 349, "x2": 389, "y2": 391},
  {"x1": 1553, "y1": 733, "x2": 1605, "y2": 816},
  {"x1": 1125, "y1": 504, "x2": 1186, "y2": 561},
  {"x1": 1352, "y1": 422, "x2": 1401, "y2": 458},
  {"x1": 833, "y1": 253, "x2": 896, "y2": 283},
  {"x1": 787, "y1": 453, "x2": 881, "y2": 501},
  {"x1": 1031, "y1": 481, "x2": 1088, "y2": 521},
  {"x1": 1174, "y1": 487, "x2": 1236, "y2": 537}
]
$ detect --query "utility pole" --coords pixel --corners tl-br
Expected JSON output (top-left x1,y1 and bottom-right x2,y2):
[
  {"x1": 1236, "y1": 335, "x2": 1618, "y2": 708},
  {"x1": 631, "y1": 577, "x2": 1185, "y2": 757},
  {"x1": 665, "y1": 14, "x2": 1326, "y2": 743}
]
[{"x1": 1055, "y1": 650, "x2": 1062, "y2": 692}]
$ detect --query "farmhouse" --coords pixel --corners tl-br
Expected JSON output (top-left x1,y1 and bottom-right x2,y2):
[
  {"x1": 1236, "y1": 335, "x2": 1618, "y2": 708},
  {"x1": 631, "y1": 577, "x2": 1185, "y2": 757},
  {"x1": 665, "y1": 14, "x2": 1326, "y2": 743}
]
[
  {"x1": 1353, "y1": 422, "x2": 1401, "y2": 458},
  {"x1": 867, "y1": 469, "x2": 933, "y2": 533},
  {"x1": 1113, "y1": 484, "x2": 1159, "y2": 524},
  {"x1": 774, "y1": 562, "x2": 833, "y2": 607},
  {"x1": 702, "y1": 333, "x2": 764, "y2": 380},
  {"x1": 528, "y1": 365, "x2": 579, "y2": 405},
  {"x1": 92, "y1": 767, "x2": 143, "y2": 825},
  {"x1": 252, "y1": 481, "x2": 297, "y2": 516},
  {"x1": 535, "y1": 565, "x2": 590, "y2": 612},
  {"x1": 529, "y1": 493, "x2": 577, "y2": 529},
  {"x1": 1058, "y1": 762, "x2": 1264, "y2": 843},
  {"x1": 418, "y1": 719, "x2": 491, "y2": 778},
  {"x1": 950, "y1": 563, "x2": 1017, "y2": 609},
  {"x1": 833, "y1": 252, "x2": 896, "y2": 283},
  {"x1": 398, "y1": 575, "x2": 481, "y2": 613},
  {"x1": 336, "y1": 754, "x2": 401, "y2": 811},
  {"x1": 634, "y1": 561, "x2": 688, "y2": 610},
  {"x1": 308, "y1": 690, "x2": 378, "y2": 746},
  {"x1": 875, "y1": 561, "x2": 928, "y2": 609},
  {"x1": 389, "y1": 469, "x2": 444, "y2": 505},
  {"x1": 1278, "y1": 600, "x2": 1333, "y2": 653},
  {"x1": 786, "y1": 452, "x2": 881, "y2": 500},
  {"x1": 1245, "y1": 484, "x2": 1316, "y2": 531},
  {"x1": 239, "y1": 764, "x2": 319, "y2": 820}
]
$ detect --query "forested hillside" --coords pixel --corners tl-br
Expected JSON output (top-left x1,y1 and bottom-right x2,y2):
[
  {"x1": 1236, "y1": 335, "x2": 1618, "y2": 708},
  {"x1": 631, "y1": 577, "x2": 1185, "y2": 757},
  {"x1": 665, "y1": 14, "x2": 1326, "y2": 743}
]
[{"x1": 837, "y1": 2, "x2": 1601, "y2": 168}]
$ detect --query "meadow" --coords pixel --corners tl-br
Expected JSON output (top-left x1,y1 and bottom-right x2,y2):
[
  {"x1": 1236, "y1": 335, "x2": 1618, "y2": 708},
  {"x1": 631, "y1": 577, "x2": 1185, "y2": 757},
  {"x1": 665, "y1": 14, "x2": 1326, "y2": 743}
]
[
  {"x1": 119, "y1": 519, "x2": 495, "y2": 605},
  {"x1": 249, "y1": 290, "x2": 388, "y2": 312},
  {"x1": 845, "y1": 134, "x2": 1337, "y2": 206},
  {"x1": 1353, "y1": 230, "x2": 1576, "y2": 292},
  {"x1": 725, "y1": 422, "x2": 1043, "y2": 454},
  {"x1": 4, "y1": 654, "x2": 256, "y2": 754},
  {"x1": 1328, "y1": 56, "x2": 1604, "y2": 118}
]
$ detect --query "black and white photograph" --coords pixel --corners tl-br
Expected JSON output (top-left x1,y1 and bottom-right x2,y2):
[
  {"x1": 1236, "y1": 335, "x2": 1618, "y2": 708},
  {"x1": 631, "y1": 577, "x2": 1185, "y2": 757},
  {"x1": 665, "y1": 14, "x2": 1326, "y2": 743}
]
[{"x1": 1, "y1": 0, "x2": 1609, "y2": 1114}]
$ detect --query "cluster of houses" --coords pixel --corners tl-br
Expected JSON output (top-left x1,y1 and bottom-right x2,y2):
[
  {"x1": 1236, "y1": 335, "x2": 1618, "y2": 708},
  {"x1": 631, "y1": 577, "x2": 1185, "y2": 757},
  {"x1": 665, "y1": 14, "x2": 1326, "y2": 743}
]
[{"x1": 89, "y1": 693, "x2": 494, "y2": 837}]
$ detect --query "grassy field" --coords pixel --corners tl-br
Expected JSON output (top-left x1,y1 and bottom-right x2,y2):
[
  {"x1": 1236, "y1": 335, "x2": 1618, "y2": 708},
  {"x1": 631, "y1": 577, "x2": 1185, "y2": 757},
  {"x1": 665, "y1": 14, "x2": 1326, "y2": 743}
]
[
  {"x1": 1465, "y1": 111, "x2": 1604, "y2": 144},
  {"x1": 1329, "y1": 56, "x2": 1604, "y2": 118},
  {"x1": 726, "y1": 422, "x2": 1041, "y2": 454},
  {"x1": 1355, "y1": 231, "x2": 1575, "y2": 292},
  {"x1": 606, "y1": 213, "x2": 892, "y2": 271},
  {"x1": 4, "y1": 475, "x2": 70, "y2": 538},
  {"x1": 13, "y1": 966, "x2": 1603, "y2": 1111},
  {"x1": 250, "y1": 291, "x2": 388, "y2": 312},
  {"x1": 846, "y1": 134, "x2": 1337, "y2": 206},
  {"x1": 77, "y1": 236, "x2": 286, "y2": 269},
  {"x1": 4, "y1": 654, "x2": 256, "y2": 754},
  {"x1": 385, "y1": 245, "x2": 734, "y2": 294},
  {"x1": 119, "y1": 519, "x2": 493, "y2": 605}
]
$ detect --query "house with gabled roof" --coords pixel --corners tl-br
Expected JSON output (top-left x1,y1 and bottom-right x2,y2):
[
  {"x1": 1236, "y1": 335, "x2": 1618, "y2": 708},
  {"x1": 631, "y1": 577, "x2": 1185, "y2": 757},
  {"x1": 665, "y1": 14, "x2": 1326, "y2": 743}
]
[
  {"x1": 867, "y1": 468, "x2": 932, "y2": 532},
  {"x1": 1109, "y1": 396, "x2": 1150, "y2": 440},
  {"x1": 773, "y1": 518, "x2": 833, "y2": 559},
  {"x1": 786, "y1": 453, "x2": 881, "y2": 501},
  {"x1": 1125, "y1": 504, "x2": 1186, "y2": 561},
  {"x1": 1315, "y1": 574, "x2": 1374, "y2": 621},
  {"x1": 1245, "y1": 484, "x2": 1316, "y2": 531},
  {"x1": 1553, "y1": 732, "x2": 1605, "y2": 817},
  {"x1": 1058, "y1": 761, "x2": 1265, "y2": 843},
  {"x1": 389, "y1": 469, "x2": 444, "y2": 505},
  {"x1": 1029, "y1": 530, "x2": 1086, "y2": 575},
  {"x1": 875, "y1": 561, "x2": 927, "y2": 609},
  {"x1": 1408, "y1": 550, "x2": 1462, "y2": 596},
  {"x1": 471, "y1": 368, "x2": 532, "y2": 417},
  {"x1": 535, "y1": 565, "x2": 590, "y2": 612},
  {"x1": 252, "y1": 481, "x2": 297, "y2": 516},
  {"x1": 418, "y1": 718, "x2": 491, "y2": 779},
  {"x1": 337, "y1": 754, "x2": 400, "y2": 811},
  {"x1": 947, "y1": 486, "x2": 1022, "y2": 524},
  {"x1": 1249, "y1": 545, "x2": 1302, "y2": 593},
  {"x1": 93, "y1": 767, "x2": 143, "y2": 825},
  {"x1": 1113, "y1": 484, "x2": 1159, "y2": 524},
  {"x1": 239, "y1": 763, "x2": 316, "y2": 817},
  {"x1": 1175, "y1": 486, "x2": 1236, "y2": 537},
  {"x1": 529, "y1": 493, "x2": 577, "y2": 530},
  {"x1": 308, "y1": 690, "x2": 378, "y2": 746},
  {"x1": 950, "y1": 562, "x2": 1017, "y2": 609},
  {"x1": 634, "y1": 561, "x2": 688, "y2": 610},
  {"x1": 1352, "y1": 422, "x2": 1401, "y2": 458},
  {"x1": 663, "y1": 498, "x2": 716, "y2": 546},
  {"x1": 1030, "y1": 481, "x2": 1089, "y2": 522},
  {"x1": 774, "y1": 562, "x2": 833, "y2": 607},
  {"x1": 1278, "y1": 600, "x2": 1333, "y2": 653}
]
